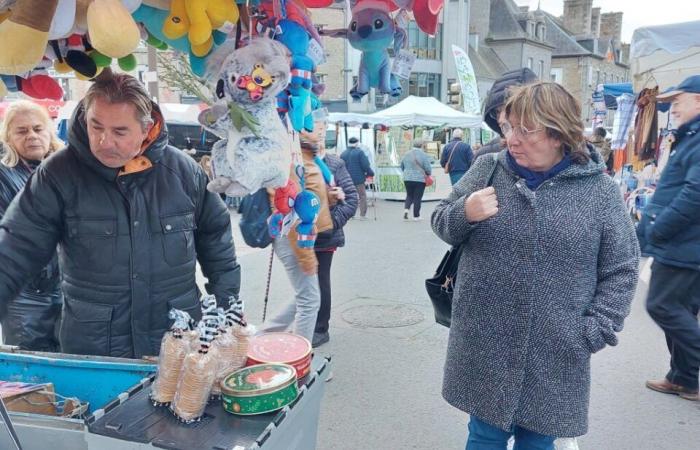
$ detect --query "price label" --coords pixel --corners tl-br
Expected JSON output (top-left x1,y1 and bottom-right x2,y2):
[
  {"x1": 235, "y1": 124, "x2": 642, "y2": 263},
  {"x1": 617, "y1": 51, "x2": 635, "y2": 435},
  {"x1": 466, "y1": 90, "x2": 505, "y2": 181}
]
[
  {"x1": 391, "y1": 49, "x2": 416, "y2": 80},
  {"x1": 307, "y1": 39, "x2": 327, "y2": 66}
]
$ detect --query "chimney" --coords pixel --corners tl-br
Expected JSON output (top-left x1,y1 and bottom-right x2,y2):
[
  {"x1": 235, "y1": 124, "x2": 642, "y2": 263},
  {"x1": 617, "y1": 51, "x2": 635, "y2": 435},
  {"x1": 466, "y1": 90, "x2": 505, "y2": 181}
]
[
  {"x1": 590, "y1": 7, "x2": 601, "y2": 38},
  {"x1": 600, "y1": 12, "x2": 624, "y2": 44},
  {"x1": 563, "y1": 0, "x2": 593, "y2": 38},
  {"x1": 469, "y1": 0, "x2": 491, "y2": 43}
]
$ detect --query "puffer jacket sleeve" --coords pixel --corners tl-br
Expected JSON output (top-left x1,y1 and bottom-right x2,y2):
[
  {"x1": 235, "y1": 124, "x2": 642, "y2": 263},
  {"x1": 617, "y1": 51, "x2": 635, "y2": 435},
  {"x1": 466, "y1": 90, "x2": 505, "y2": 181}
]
[
  {"x1": 431, "y1": 154, "x2": 497, "y2": 246},
  {"x1": 583, "y1": 179, "x2": 640, "y2": 354},
  {"x1": 193, "y1": 167, "x2": 241, "y2": 307},
  {"x1": 0, "y1": 167, "x2": 63, "y2": 318},
  {"x1": 649, "y1": 151, "x2": 700, "y2": 242},
  {"x1": 330, "y1": 158, "x2": 358, "y2": 229}
]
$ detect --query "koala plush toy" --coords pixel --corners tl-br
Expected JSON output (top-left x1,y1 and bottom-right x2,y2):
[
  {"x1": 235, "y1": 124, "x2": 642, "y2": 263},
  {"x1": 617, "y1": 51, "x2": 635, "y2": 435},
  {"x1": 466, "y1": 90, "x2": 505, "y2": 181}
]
[{"x1": 199, "y1": 38, "x2": 292, "y2": 197}]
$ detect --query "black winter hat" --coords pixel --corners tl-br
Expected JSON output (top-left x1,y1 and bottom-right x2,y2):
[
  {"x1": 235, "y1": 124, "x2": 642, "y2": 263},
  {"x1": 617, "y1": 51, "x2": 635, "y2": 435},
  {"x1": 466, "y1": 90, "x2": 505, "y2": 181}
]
[{"x1": 483, "y1": 68, "x2": 538, "y2": 136}]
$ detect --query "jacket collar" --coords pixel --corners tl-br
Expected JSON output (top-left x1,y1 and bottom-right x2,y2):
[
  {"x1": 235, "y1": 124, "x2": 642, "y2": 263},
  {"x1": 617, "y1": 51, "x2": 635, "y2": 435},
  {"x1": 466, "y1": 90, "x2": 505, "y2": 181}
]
[
  {"x1": 497, "y1": 143, "x2": 605, "y2": 182},
  {"x1": 676, "y1": 114, "x2": 700, "y2": 138},
  {"x1": 68, "y1": 100, "x2": 169, "y2": 181}
]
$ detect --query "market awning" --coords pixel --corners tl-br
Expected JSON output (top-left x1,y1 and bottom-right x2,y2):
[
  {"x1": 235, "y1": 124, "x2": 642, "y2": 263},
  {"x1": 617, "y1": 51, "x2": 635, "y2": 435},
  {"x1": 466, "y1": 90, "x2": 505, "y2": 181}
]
[
  {"x1": 630, "y1": 20, "x2": 700, "y2": 91},
  {"x1": 329, "y1": 95, "x2": 483, "y2": 128}
]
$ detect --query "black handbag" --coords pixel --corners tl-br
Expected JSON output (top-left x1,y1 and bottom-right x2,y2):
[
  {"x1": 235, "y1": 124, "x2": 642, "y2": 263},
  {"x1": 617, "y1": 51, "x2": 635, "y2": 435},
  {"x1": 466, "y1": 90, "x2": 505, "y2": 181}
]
[{"x1": 426, "y1": 154, "x2": 499, "y2": 327}]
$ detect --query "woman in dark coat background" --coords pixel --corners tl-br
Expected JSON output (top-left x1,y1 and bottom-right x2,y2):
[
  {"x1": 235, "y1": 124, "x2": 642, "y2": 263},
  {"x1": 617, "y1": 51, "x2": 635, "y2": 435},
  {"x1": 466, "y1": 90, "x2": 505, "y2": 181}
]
[
  {"x1": 0, "y1": 100, "x2": 63, "y2": 351},
  {"x1": 431, "y1": 83, "x2": 639, "y2": 449},
  {"x1": 301, "y1": 118, "x2": 358, "y2": 347}
]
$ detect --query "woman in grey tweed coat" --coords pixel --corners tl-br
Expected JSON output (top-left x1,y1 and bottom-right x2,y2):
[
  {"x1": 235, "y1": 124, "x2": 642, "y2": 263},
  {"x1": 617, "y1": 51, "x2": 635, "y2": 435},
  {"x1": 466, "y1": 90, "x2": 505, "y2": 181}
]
[{"x1": 431, "y1": 82, "x2": 640, "y2": 448}]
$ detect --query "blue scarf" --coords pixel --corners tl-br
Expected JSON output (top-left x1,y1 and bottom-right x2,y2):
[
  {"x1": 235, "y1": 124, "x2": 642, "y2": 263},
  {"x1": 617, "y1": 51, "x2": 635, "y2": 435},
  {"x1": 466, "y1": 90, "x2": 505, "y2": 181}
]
[{"x1": 506, "y1": 151, "x2": 572, "y2": 190}]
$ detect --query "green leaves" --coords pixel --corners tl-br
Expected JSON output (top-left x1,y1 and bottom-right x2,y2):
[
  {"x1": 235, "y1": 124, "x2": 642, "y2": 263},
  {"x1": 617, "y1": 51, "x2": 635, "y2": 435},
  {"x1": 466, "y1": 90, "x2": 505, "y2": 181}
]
[{"x1": 228, "y1": 102, "x2": 261, "y2": 138}]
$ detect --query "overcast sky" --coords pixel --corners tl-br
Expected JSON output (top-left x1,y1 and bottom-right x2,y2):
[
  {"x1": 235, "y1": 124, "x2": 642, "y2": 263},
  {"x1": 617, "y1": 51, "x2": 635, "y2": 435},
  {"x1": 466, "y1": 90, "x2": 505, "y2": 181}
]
[{"x1": 515, "y1": 0, "x2": 700, "y2": 42}]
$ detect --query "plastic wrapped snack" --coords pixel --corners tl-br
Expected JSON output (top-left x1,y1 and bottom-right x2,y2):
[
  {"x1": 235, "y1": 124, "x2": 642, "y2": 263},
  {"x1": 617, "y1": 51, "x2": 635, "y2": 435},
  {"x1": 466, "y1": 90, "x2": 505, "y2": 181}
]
[
  {"x1": 150, "y1": 309, "x2": 194, "y2": 405},
  {"x1": 211, "y1": 297, "x2": 251, "y2": 397},
  {"x1": 171, "y1": 298, "x2": 219, "y2": 423}
]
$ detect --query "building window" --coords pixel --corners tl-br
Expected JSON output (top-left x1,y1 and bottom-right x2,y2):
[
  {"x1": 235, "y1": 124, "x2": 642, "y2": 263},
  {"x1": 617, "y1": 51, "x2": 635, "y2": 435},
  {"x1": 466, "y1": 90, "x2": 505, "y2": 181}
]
[
  {"x1": 527, "y1": 57, "x2": 533, "y2": 69},
  {"x1": 538, "y1": 60, "x2": 544, "y2": 79},
  {"x1": 550, "y1": 68, "x2": 563, "y2": 84},
  {"x1": 403, "y1": 22, "x2": 442, "y2": 60},
  {"x1": 408, "y1": 72, "x2": 441, "y2": 98}
]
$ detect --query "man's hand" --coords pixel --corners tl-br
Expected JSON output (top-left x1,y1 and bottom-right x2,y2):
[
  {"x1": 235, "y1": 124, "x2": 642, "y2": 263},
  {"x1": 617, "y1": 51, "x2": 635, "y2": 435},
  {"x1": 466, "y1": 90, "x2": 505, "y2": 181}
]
[{"x1": 464, "y1": 187, "x2": 498, "y2": 223}]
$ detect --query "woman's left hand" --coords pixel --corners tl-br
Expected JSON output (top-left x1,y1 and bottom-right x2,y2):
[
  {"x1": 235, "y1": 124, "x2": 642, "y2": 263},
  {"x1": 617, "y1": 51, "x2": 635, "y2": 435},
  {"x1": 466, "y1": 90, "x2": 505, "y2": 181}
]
[{"x1": 329, "y1": 186, "x2": 345, "y2": 202}]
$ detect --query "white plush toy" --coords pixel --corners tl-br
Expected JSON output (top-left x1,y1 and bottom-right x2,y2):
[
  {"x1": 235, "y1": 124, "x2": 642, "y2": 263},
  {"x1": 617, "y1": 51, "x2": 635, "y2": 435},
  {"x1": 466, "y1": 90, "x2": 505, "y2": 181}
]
[{"x1": 199, "y1": 38, "x2": 292, "y2": 197}]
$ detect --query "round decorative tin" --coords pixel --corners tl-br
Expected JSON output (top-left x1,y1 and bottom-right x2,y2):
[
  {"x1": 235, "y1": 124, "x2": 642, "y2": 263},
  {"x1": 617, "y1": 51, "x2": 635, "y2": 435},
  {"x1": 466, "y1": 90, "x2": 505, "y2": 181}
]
[
  {"x1": 247, "y1": 332, "x2": 312, "y2": 378},
  {"x1": 221, "y1": 363, "x2": 298, "y2": 415}
]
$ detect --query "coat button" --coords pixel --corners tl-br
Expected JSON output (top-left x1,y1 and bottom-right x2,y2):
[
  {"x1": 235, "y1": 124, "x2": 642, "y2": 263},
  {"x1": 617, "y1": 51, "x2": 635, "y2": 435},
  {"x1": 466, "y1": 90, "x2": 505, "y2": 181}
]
[
  {"x1": 165, "y1": 224, "x2": 172, "y2": 231},
  {"x1": 133, "y1": 221, "x2": 139, "y2": 227},
  {"x1": 132, "y1": 273, "x2": 138, "y2": 279}
]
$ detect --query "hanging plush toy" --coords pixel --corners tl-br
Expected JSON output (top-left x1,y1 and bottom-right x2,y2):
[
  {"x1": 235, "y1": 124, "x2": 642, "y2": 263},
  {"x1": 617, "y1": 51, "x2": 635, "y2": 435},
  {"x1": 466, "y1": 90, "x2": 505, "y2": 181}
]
[
  {"x1": 322, "y1": 0, "x2": 402, "y2": 101},
  {"x1": 0, "y1": 0, "x2": 60, "y2": 74},
  {"x1": 87, "y1": 0, "x2": 141, "y2": 58},
  {"x1": 133, "y1": 3, "x2": 223, "y2": 76},
  {"x1": 199, "y1": 38, "x2": 292, "y2": 197}
]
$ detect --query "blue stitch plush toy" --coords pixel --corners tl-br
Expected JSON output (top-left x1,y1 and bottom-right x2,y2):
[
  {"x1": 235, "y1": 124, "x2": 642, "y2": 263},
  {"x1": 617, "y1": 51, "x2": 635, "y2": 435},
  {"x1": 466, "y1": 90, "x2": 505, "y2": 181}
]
[{"x1": 325, "y1": 0, "x2": 402, "y2": 101}]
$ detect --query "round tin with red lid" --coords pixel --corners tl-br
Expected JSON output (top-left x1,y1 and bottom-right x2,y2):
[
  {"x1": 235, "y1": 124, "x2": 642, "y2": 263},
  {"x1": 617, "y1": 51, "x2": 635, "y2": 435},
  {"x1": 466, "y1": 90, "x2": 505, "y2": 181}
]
[{"x1": 246, "y1": 332, "x2": 312, "y2": 378}]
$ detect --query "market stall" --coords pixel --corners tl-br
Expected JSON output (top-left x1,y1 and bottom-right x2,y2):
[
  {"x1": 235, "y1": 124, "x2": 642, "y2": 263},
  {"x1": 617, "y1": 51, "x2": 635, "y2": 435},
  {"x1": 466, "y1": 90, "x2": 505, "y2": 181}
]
[
  {"x1": 0, "y1": 348, "x2": 330, "y2": 449},
  {"x1": 329, "y1": 95, "x2": 482, "y2": 200}
]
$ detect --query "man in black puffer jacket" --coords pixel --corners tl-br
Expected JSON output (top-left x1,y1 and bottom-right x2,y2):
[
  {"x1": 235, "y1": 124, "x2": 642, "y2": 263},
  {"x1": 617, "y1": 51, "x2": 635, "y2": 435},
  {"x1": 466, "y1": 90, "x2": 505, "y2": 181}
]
[
  {"x1": 0, "y1": 72, "x2": 240, "y2": 358},
  {"x1": 475, "y1": 68, "x2": 537, "y2": 160}
]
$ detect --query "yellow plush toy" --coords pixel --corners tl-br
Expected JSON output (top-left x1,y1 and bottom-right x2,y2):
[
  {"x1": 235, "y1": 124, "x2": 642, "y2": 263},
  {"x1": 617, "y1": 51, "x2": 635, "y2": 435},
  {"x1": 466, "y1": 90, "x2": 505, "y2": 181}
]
[
  {"x1": 87, "y1": 0, "x2": 141, "y2": 58},
  {"x1": 0, "y1": 0, "x2": 60, "y2": 74},
  {"x1": 163, "y1": 0, "x2": 238, "y2": 48}
]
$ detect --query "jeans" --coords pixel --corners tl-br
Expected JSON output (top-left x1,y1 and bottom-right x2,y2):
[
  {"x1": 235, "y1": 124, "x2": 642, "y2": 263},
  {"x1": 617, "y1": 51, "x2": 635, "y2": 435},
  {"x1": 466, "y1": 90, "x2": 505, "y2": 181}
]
[
  {"x1": 466, "y1": 416, "x2": 556, "y2": 450},
  {"x1": 356, "y1": 183, "x2": 368, "y2": 217},
  {"x1": 450, "y1": 170, "x2": 467, "y2": 185},
  {"x1": 261, "y1": 236, "x2": 320, "y2": 342},
  {"x1": 403, "y1": 181, "x2": 426, "y2": 217},
  {"x1": 314, "y1": 250, "x2": 334, "y2": 333},
  {"x1": 646, "y1": 260, "x2": 700, "y2": 390}
]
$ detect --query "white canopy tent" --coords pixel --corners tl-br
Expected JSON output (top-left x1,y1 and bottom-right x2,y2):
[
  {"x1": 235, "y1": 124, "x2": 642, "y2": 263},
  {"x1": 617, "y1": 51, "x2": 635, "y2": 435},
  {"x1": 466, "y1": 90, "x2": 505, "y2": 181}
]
[
  {"x1": 329, "y1": 95, "x2": 483, "y2": 128},
  {"x1": 630, "y1": 20, "x2": 700, "y2": 92}
]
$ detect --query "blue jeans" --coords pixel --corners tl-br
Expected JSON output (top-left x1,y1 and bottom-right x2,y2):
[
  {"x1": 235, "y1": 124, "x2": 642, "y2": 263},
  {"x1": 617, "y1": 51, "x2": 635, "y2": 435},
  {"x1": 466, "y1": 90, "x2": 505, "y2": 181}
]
[
  {"x1": 466, "y1": 416, "x2": 556, "y2": 450},
  {"x1": 449, "y1": 170, "x2": 467, "y2": 185}
]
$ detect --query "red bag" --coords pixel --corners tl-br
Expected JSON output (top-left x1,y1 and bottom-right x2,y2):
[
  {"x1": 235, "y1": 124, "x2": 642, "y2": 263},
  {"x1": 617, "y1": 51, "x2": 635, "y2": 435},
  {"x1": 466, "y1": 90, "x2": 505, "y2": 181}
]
[{"x1": 425, "y1": 175, "x2": 435, "y2": 187}]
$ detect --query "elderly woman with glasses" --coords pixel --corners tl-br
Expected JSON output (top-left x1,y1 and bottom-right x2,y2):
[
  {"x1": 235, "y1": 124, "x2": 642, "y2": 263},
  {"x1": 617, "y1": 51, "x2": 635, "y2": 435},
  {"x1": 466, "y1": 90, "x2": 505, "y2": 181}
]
[
  {"x1": 0, "y1": 100, "x2": 63, "y2": 351},
  {"x1": 431, "y1": 82, "x2": 640, "y2": 449}
]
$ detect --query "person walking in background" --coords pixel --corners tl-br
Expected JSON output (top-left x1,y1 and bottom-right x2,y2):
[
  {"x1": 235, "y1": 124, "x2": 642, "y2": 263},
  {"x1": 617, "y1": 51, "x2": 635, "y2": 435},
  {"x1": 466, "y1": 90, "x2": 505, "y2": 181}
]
[
  {"x1": 588, "y1": 127, "x2": 613, "y2": 173},
  {"x1": 476, "y1": 68, "x2": 538, "y2": 159},
  {"x1": 440, "y1": 129, "x2": 473, "y2": 185},
  {"x1": 301, "y1": 120, "x2": 359, "y2": 347},
  {"x1": 400, "y1": 139, "x2": 432, "y2": 221},
  {"x1": 0, "y1": 100, "x2": 63, "y2": 352},
  {"x1": 638, "y1": 75, "x2": 700, "y2": 402},
  {"x1": 432, "y1": 82, "x2": 639, "y2": 449},
  {"x1": 341, "y1": 137, "x2": 374, "y2": 220}
]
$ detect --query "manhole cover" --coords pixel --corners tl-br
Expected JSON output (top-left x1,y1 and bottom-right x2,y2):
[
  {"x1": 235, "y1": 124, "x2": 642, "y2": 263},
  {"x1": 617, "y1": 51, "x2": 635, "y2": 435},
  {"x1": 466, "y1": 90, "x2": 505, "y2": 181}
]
[{"x1": 341, "y1": 304, "x2": 424, "y2": 328}]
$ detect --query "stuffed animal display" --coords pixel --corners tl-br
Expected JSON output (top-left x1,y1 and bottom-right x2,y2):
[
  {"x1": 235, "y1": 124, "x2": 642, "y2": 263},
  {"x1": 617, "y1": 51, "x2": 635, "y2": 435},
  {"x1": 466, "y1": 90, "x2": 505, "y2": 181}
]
[{"x1": 199, "y1": 38, "x2": 292, "y2": 197}]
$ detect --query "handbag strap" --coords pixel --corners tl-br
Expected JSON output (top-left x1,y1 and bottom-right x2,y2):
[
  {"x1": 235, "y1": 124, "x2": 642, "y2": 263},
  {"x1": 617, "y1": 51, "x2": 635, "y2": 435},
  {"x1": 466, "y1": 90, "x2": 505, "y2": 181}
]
[
  {"x1": 413, "y1": 151, "x2": 428, "y2": 176},
  {"x1": 485, "y1": 152, "x2": 499, "y2": 187},
  {"x1": 444, "y1": 141, "x2": 457, "y2": 167}
]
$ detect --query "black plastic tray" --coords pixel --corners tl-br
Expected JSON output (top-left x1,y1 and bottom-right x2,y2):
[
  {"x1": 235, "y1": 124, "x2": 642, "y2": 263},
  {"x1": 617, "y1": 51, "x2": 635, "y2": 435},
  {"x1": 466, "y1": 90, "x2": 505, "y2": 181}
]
[{"x1": 87, "y1": 357, "x2": 329, "y2": 449}]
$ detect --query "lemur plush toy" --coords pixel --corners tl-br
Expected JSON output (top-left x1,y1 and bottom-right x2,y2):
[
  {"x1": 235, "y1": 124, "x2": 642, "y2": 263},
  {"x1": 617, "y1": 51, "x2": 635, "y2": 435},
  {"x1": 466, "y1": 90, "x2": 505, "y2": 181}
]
[{"x1": 198, "y1": 38, "x2": 292, "y2": 197}]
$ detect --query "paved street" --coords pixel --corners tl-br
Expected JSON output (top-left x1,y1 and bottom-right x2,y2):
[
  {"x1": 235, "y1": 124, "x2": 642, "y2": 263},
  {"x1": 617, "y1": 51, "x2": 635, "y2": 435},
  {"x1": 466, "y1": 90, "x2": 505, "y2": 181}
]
[{"x1": 232, "y1": 199, "x2": 700, "y2": 450}]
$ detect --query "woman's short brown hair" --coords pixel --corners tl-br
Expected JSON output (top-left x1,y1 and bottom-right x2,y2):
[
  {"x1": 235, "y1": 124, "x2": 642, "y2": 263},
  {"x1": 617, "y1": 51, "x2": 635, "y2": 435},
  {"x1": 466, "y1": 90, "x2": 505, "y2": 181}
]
[
  {"x1": 505, "y1": 81, "x2": 590, "y2": 164},
  {"x1": 83, "y1": 70, "x2": 154, "y2": 129},
  {"x1": 0, "y1": 100, "x2": 63, "y2": 167}
]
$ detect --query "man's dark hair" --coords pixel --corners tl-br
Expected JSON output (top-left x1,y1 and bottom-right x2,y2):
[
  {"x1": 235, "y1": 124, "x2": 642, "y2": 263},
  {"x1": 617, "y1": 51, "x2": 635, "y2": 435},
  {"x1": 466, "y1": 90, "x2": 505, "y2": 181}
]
[
  {"x1": 84, "y1": 68, "x2": 154, "y2": 130},
  {"x1": 594, "y1": 127, "x2": 607, "y2": 138}
]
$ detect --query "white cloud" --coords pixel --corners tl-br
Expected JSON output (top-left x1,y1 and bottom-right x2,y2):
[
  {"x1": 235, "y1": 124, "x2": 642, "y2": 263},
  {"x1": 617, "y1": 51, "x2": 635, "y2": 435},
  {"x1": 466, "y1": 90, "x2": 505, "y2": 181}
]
[{"x1": 514, "y1": 0, "x2": 700, "y2": 42}]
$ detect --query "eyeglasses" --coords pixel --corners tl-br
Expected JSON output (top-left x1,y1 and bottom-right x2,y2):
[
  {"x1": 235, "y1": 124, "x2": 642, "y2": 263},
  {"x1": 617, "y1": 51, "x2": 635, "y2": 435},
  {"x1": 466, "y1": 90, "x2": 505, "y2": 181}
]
[{"x1": 501, "y1": 122, "x2": 543, "y2": 139}]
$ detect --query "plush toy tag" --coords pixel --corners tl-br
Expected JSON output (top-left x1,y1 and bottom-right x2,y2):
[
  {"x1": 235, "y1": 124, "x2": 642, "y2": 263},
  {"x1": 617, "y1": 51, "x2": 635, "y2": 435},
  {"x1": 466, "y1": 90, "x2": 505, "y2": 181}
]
[
  {"x1": 219, "y1": 21, "x2": 237, "y2": 34},
  {"x1": 391, "y1": 49, "x2": 416, "y2": 80},
  {"x1": 307, "y1": 39, "x2": 327, "y2": 66},
  {"x1": 396, "y1": 9, "x2": 410, "y2": 29}
]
